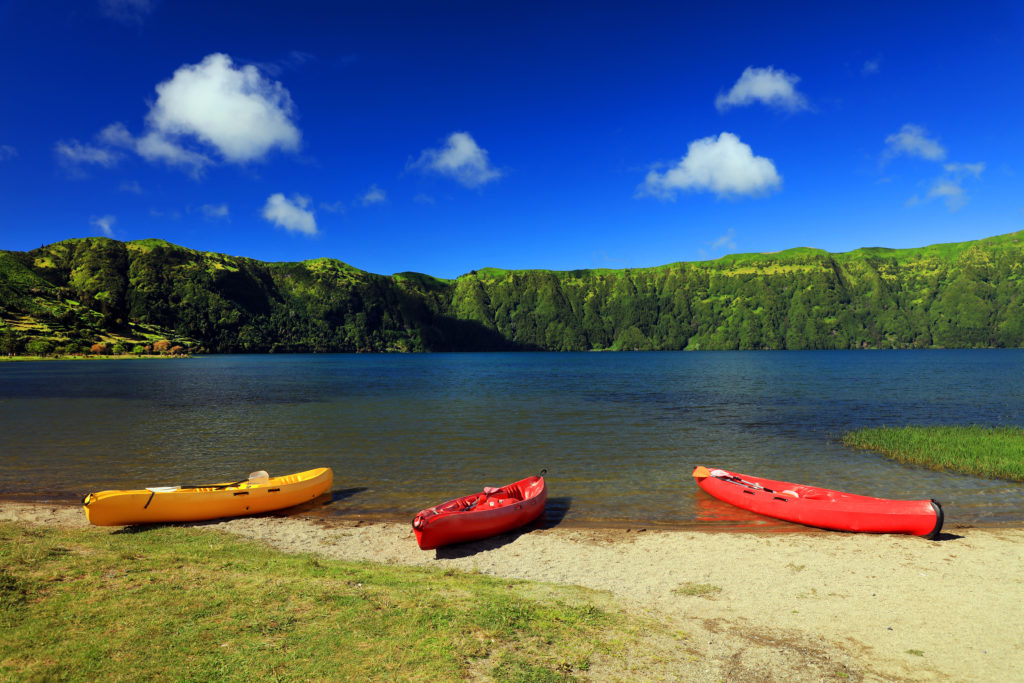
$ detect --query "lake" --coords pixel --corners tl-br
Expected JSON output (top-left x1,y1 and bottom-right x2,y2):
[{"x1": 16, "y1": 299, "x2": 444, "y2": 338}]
[{"x1": 1, "y1": 350, "x2": 1022, "y2": 529}]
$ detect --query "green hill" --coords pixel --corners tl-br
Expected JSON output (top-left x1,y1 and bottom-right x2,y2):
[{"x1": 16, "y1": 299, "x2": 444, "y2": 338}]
[{"x1": 3, "y1": 232, "x2": 1024, "y2": 354}]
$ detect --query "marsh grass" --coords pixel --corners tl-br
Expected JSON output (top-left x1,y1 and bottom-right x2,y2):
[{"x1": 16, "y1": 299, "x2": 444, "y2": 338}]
[
  {"x1": 842, "y1": 425, "x2": 1024, "y2": 481},
  {"x1": 0, "y1": 521, "x2": 632, "y2": 682},
  {"x1": 672, "y1": 582, "x2": 722, "y2": 598}
]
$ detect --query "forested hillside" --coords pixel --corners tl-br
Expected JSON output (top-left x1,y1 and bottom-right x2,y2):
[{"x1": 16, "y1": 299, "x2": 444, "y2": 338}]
[{"x1": 2, "y1": 232, "x2": 1023, "y2": 355}]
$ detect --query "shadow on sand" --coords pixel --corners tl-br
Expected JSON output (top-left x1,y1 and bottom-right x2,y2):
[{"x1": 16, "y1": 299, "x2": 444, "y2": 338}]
[{"x1": 540, "y1": 496, "x2": 572, "y2": 528}]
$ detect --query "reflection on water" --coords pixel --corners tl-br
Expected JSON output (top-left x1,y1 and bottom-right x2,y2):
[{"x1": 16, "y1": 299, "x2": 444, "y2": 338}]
[{"x1": 1, "y1": 350, "x2": 1022, "y2": 528}]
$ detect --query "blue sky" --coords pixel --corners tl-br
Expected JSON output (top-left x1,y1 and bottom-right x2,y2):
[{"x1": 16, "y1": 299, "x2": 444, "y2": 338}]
[{"x1": 1, "y1": 1, "x2": 1022, "y2": 279}]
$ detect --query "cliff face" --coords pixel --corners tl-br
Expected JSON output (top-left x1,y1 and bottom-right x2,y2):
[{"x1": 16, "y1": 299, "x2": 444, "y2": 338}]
[{"x1": 3, "y1": 232, "x2": 1024, "y2": 354}]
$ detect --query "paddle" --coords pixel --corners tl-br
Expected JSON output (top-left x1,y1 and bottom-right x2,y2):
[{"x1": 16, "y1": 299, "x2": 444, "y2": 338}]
[
  {"x1": 180, "y1": 478, "x2": 249, "y2": 490},
  {"x1": 693, "y1": 466, "x2": 798, "y2": 497},
  {"x1": 137, "y1": 477, "x2": 251, "y2": 510}
]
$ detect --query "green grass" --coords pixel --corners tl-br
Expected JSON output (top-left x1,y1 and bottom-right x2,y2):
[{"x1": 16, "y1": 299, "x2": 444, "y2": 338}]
[
  {"x1": 671, "y1": 582, "x2": 722, "y2": 598},
  {"x1": 842, "y1": 425, "x2": 1024, "y2": 481},
  {"x1": 0, "y1": 354, "x2": 183, "y2": 362},
  {"x1": 0, "y1": 521, "x2": 643, "y2": 682}
]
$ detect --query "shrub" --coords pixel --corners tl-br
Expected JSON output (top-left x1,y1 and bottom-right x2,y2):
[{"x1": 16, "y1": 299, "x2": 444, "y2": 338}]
[
  {"x1": 64, "y1": 342, "x2": 88, "y2": 355},
  {"x1": 25, "y1": 339, "x2": 53, "y2": 356}
]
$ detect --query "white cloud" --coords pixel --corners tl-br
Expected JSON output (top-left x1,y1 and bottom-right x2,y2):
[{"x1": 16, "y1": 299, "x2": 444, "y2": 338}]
[
  {"x1": 99, "y1": 121, "x2": 213, "y2": 177},
  {"x1": 98, "y1": 0, "x2": 155, "y2": 25},
  {"x1": 201, "y1": 203, "x2": 229, "y2": 219},
  {"x1": 55, "y1": 140, "x2": 120, "y2": 168},
  {"x1": 883, "y1": 126, "x2": 982, "y2": 210},
  {"x1": 255, "y1": 51, "x2": 317, "y2": 78},
  {"x1": 926, "y1": 181, "x2": 966, "y2": 211},
  {"x1": 319, "y1": 201, "x2": 345, "y2": 214},
  {"x1": 413, "y1": 132, "x2": 502, "y2": 187},
  {"x1": 98, "y1": 122, "x2": 135, "y2": 147},
  {"x1": 119, "y1": 180, "x2": 143, "y2": 194},
  {"x1": 413, "y1": 193, "x2": 435, "y2": 205},
  {"x1": 715, "y1": 66, "x2": 809, "y2": 113},
  {"x1": 146, "y1": 53, "x2": 300, "y2": 163},
  {"x1": 862, "y1": 59, "x2": 881, "y2": 76},
  {"x1": 908, "y1": 162, "x2": 985, "y2": 211},
  {"x1": 710, "y1": 228, "x2": 737, "y2": 251},
  {"x1": 360, "y1": 184, "x2": 387, "y2": 206},
  {"x1": 134, "y1": 131, "x2": 213, "y2": 176},
  {"x1": 637, "y1": 132, "x2": 782, "y2": 199},
  {"x1": 944, "y1": 162, "x2": 985, "y2": 178},
  {"x1": 90, "y1": 214, "x2": 116, "y2": 237},
  {"x1": 262, "y1": 193, "x2": 317, "y2": 235},
  {"x1": 0, "y1": 145, "x2": 16, "y2": 161},
  {"x1": 87, "y1": 54, "x2": 301, "y2": 177},
  {"x1": 932, "y1": 162, "x2": 985, "y2": 211},
  {"x1": 884, "y1": 124, "x2": 946, "y2": 161}
]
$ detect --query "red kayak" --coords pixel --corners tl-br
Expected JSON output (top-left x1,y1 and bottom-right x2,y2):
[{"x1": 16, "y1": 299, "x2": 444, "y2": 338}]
[
  {"x1": 412, "y1": 472, "x2": 547, "y2": 550},
  {"x1": 692, "y1": 466, "x2": 943, "y2": 538}
]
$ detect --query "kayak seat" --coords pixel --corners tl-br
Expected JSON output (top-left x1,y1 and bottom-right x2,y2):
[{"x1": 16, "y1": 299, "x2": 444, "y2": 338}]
[{"x1": 500, "y1": 485, "x2": 524, "y2": 501}]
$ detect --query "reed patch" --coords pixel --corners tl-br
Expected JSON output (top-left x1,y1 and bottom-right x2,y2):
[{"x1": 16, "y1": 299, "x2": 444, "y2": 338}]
[{"x1": 842, "y1": 425, "x2": 1024, "y2": 481}]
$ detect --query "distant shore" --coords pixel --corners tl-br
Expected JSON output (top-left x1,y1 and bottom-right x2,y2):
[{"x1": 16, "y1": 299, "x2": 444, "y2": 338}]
[
  {"x1": 3, "y1": 499, "x2": 1021, "y2": 681},
  {"x1": 1, "y1": 353, "x2": 191, "y2": 362}
]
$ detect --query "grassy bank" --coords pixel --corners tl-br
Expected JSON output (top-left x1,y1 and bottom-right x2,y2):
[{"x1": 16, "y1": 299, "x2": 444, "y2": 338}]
[
  {"x1": 842, "y1": 425, "x2": 1024, "y2": 481},
  {"x1": 0, "y1": 522, "x2": 646, "y2": 682},
  {"x1": 1, "y1": 354, "x2": 188, "y2": 362}
]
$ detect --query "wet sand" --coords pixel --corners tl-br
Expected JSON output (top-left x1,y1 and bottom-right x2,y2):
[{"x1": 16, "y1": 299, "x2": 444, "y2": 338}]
[{"x1": 3, "y1": 501, "x2": 1022, "y2": 682}]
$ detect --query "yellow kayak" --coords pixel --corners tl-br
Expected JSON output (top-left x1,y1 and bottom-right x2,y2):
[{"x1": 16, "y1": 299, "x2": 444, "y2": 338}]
[{"x1": 82, "y1": 467, "x2": 333, "y2": 526}]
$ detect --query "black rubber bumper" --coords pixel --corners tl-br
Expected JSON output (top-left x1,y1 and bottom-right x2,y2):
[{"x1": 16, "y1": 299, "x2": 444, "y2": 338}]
[{"x1": 924, "y1": 499, "x2": 944, "y2": 539}]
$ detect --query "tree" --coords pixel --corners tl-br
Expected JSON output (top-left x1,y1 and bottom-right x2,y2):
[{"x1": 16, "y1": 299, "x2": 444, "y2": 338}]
[
  {"x1": 152, "y1": 339, "x2": 171, "y2": 354},
  {"x1": 0, "y1": 328, "x2": 22, "y2": 355},
  {"x1": 25, "y1": 339, "x2": 53, "y2": 356}
]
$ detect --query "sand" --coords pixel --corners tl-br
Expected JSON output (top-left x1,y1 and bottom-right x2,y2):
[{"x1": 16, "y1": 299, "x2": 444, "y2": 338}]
[{"x1": 3, "y1": 501, "x2": 1022, "y2": 682}]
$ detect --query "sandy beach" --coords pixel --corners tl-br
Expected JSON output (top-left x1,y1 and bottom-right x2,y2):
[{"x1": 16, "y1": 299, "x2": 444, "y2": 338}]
[{"x1": 3, "y1": 501, "x2": 1022, "y2": 682}]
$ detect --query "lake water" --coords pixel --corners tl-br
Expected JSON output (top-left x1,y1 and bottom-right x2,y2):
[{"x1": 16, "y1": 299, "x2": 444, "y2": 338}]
[{"x1": 1, "y1": 351, "x2": 1022, "y2": 529}]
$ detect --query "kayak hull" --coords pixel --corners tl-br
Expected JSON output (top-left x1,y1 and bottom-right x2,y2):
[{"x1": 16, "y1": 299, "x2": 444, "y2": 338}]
[
  {"x1": 413, "y1": 474, "x2": 547, "y2": 550},
  {"x1": 82, "y1": 467, "x2": 333, "y2": 526},
  {"x1": 692, "y1": 466, "x2": 942, "y2": 538}
]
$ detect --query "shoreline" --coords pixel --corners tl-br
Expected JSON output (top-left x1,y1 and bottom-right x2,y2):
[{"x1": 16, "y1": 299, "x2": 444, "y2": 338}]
[
  {"x1": 0, "y1": 353, "x2": 191, "y2": 362},
  {"x1": 7, "y1": 495, "x2": 1022, "y2": 533},
  {"x1": 3, "y1": 500, "x2": 1022, "y2": 681}
]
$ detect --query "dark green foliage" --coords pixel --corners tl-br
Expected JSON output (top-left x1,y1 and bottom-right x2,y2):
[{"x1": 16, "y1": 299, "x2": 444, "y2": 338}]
[{"x1": 2, "y1": 232, "x2": 1024, "y2": 353}]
